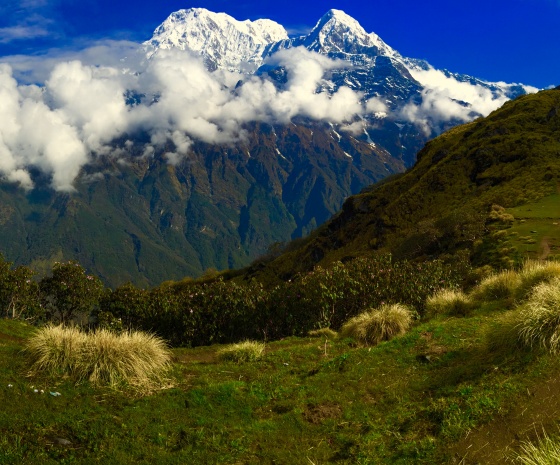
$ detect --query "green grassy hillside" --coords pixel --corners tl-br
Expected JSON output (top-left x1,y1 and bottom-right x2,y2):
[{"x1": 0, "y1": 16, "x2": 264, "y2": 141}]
[
  {"x1": 4, "y1": 266, "x2": 560, "y2": 464},
  {"x1": 247, "y1": 88, "x2": 560, "y2": 282}
]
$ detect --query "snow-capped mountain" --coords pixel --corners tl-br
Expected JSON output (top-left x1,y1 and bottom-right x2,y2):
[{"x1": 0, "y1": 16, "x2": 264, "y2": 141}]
[
  {"x1": 144, "y1": 7, "x2": 534, "y2": 166},
  {"x1": 271, "y1": 9, "x2": 398, "y2": 64},
  {"x1": 145, "y1": 8, "x2": 288, "y2": 72}
]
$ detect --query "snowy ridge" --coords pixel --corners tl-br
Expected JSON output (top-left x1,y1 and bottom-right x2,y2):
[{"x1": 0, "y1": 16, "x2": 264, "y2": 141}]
[
  {"x1": 288, "y1": 9, "x2": 398, "y2": 63},
  {"x1": 145, "y1": 8, "x2": 288, "y2": 72}
]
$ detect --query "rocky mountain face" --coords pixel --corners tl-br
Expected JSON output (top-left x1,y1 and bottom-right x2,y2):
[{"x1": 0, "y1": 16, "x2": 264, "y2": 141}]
[
  {"x1": 248, "y1": 88, "x2": 560, "y2": 282},
  {"x1": 0, "y1": 122, "x2": 400, "y2": 286},
  {"x1": 0, "y1": 8, "x2": 535, "y2": 286}
]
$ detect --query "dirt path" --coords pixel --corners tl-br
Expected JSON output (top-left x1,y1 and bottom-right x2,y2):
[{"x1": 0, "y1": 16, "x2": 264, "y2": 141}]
[{"x1": 450, "y1": 372, "x2": 560, "y2": 464}]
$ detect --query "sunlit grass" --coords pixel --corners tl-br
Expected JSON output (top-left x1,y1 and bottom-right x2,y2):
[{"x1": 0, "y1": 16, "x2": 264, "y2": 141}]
[
  {"x1": 216, "y1": 340, "x2": 265, "y2": 363},
  {"x1": 425, "y1": 288, "x2": 472, "y2": 318},
  {"x1": 26, "y1": 325, "x2": 171, "y2": 393},
  {"x1": 339, "y1": 303, "x2": 413, "y2": 345}
]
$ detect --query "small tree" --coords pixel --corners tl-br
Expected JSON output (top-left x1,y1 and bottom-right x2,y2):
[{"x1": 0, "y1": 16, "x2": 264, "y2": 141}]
[
  {"x1": 0, "y1": 254, "x2": 41, "y2": 320},
  {"x1": 39, "y1": 261, "x2": 104, "y2": 324}
]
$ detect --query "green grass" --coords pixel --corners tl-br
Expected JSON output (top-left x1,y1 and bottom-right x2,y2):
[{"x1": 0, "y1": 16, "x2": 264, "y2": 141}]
[{"x1": 3, "y1": 302, "x2": 560, "y2": 464}]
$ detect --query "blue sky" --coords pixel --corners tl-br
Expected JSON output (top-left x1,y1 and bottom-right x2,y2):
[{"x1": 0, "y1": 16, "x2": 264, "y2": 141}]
[{"x1": 0, "y1": 0, "x2": 558, "y2": 88}]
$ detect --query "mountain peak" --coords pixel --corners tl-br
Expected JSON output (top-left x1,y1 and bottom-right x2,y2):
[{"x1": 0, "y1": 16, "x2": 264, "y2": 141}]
[
  {"x1": 318, "y1": 9, "x2": 367, "y2": 33},
  {"x1": 145, "y1": 8, "x2": 288, "y2": 72},
  {"x1": 299, "y1": 9, "x2": 397, "y2": 60}
]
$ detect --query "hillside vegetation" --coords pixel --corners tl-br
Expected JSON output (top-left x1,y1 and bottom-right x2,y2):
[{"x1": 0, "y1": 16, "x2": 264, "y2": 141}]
[
  {"x1": 247, "y1": 88, "x2": 560, "y2": 282},
  {"x1": 3, "y1": 262, "x2": 560, "y2": 464}
]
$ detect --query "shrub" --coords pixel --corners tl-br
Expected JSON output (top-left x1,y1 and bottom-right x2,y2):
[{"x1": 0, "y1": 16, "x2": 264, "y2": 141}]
[
  {"x1": 517, "y1": 277, "x2": 560, "y2": 353},
  {"x1": 425, "y1": 289, "x2": 472, "y2": 318},
  {"x1": 0, "y1": 255, "x2": 42, "y2": 321},
  {"x1": 26, "y1": 325, "x2": 171, "y2": 392},
  {"x1": 470, "y1": 270, "x2": 521, "y2": 302},
  {"x1": 308, "y1": 328, "x2": 338, "y2": 339},
  {"x1": 513, "y1": 431, "x2": 560, "y2": 464},
  {"x1": 39, "y1": 261, "x2": 104, "y2": 324},
  {"x1": 216, "y1": 340, "x2": 265, "y2": 363},
  {"x1": 516, "y1": 260, "x2": 560, "y2": 301},
  {"x1": 339, "y1": 303, "x2": 413, "y2": 346}
]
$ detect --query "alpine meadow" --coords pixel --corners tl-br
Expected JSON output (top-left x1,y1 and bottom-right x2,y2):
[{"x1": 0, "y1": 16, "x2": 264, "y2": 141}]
[{"x1": 1, "y1": 5, "x2": 560, "y2": 465}]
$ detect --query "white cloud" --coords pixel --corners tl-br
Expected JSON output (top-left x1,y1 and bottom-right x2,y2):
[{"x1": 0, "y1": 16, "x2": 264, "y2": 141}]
[
  {"x1": 0, "y1": 46, "x2": 369, "y2": 190},
  {"x1": 0, "y1": 45, "x2": 531, "y2": 191},
  {"x1": 398, "y1": 65, "x2": 536, "y2": 135}
]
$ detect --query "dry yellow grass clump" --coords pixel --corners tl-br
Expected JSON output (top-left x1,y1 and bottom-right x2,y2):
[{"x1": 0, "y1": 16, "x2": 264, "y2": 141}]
[
  {"x1": 339, "y1": 303, "x2": 413, "y2": 346},
  {"x1": 308, "y1": 328, "x2": 338, "y2": 339},
  {"x1": 26, "y1": 325, "x2": 171, "y2": 392},
  {"x1": 470, "y1": 269, "x2": 521, "y2": 302},
  {"x1": 216, "y1": 340, "x2": 265, "y2": 363},
  {"x1": 517, "y1": 277, "x2": 560, "y2": 354},
  {"x1": 516, "y1": 260, "x2": 560, "y2": 301},
  {"x1": 513, "y1": 432, "x2": 560, "y2": 464},
  {"x1": 425, "y1": 289, "x2": 472, "y2": 318}
]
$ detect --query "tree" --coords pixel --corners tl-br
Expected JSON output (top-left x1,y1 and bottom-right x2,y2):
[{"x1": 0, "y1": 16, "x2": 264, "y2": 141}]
[{"x1": 39, "y1": 261, "x2": 104, "y2": 324}]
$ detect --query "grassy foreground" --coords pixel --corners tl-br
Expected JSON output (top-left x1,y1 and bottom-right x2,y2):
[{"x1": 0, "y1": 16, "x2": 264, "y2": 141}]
[{"x1": 2, "y1": 292, "x2": 560, "y2": 464}]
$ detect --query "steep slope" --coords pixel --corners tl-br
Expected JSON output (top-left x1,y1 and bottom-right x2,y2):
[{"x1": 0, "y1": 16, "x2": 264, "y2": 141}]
[
  {"x1": 247, "y1": 88, "x2": 560, "y2": 281},
  {"x1": 0, "y1": 123, "x2": 399, "y2": 287}
]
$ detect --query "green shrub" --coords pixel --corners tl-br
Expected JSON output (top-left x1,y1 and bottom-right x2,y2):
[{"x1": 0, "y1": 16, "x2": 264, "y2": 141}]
[
  {"x1": 39, "y1": 261, "x2": 104, "y2": 324},
  {"x1": 0, "y1": 254, "x2": 42, "y2": 321},
  {"x1": 517, "y1": 277, "x2": 560, "y2": 353},
  {"x1": 425, "y1": 289, "x2": 472, "y2": 318},
  {"x1": 308, "y1": 328, "x2": 338, "y2": 339},
  {"x1": 513, "y1": 431, "x2": 560, "y2": 464},
  {"x1": 216, "y1": 340, "x2": 265, "y2": 363},
  {"x1": 339, "y1": 303, "x2": 413, "y2": 346},
  {"x1": 470, "y1": 269, "x2": 521, "y2": 302},
  {"x1": 26, "y1": 325, "x2": 171, "y2": 393},
  {"x1": 516, "y1": 260, "x2": 560, "y2": 301}
]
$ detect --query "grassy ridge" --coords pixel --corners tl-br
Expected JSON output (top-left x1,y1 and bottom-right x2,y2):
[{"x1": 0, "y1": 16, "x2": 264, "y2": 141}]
[{"x1": 248, "y1": 88, "x2": 560, "y2": 282}]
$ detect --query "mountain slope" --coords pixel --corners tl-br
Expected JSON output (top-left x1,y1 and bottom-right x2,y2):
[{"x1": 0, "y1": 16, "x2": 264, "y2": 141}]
[
  {"x1": 0, "y1": 122, "x2": 400, "y2": 286},
  {"x1": 246, "y1": 88, "x2": 560, "y2": 281}
]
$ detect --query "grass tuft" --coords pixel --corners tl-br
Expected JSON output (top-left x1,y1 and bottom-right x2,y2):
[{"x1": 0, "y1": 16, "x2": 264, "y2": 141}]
[
  {"x1": 308, "y1": 328, "x2": 338, "y2": 339},
  {"x1": 26, "y1": 325, "x2": 171, "y2": 392},
  {"x1": 513, "y1": 431, "x2": 560, "y2": 464},
  {"x1": 216, "y1": 340, "x2": 265, "y2": 363},
  {"x1": 516, "y1": 260, "x2": 560, "y2": 301},
  {"x1": 517, "y1": 277, "x2": 560, "y2": 353},
  {"x1": 339, "y1": 303, "x2": 413, "y2": 346},
  {"x1": 470, "y1": 269, "x2": 521, "y2": 302},
  {"x1": 425, "y1": 289, "x2": 472, "y2": 318}
]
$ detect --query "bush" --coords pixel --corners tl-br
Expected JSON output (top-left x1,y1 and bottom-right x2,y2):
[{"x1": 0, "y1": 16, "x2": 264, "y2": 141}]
[
  {"x1": 425, "y1": 289, "x2": 472, "y2": 318},
  {"x1": 216, "y1": 340, "x2": 265, "y2": 363},
  {"x1": 0, "y1": 255, "x2": 42, "y2": 321},
  {"x1": 470, "y1": 270, "x2": 521, "y2": 302},
  {"x1": 26, "y1": 325, "x2": 171, "y2": 392},
  {"x1": 517, "y1": 277, "x2": 560, "y2": 353},
  {"x1": 516, "y1": 260, "x2": 560, "y2": 301},
  {"x1": 39, "y1": 261, "x2": 104, "y2": 324},
  {"x1": 339, "y1": 303, "x2": 413, "y2": 346}
]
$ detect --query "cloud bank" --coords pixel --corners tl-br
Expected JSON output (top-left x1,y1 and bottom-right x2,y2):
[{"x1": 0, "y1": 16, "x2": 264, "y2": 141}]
[
  {"x1": 0, "y1": 45, "x2": 533, "y2": 191},
  {"x1": 0, "y1": 47, "x2": 370, "y2": 190},
  {"x1": 400, "y1": 66, "x2": 538, "y2": 135}
]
